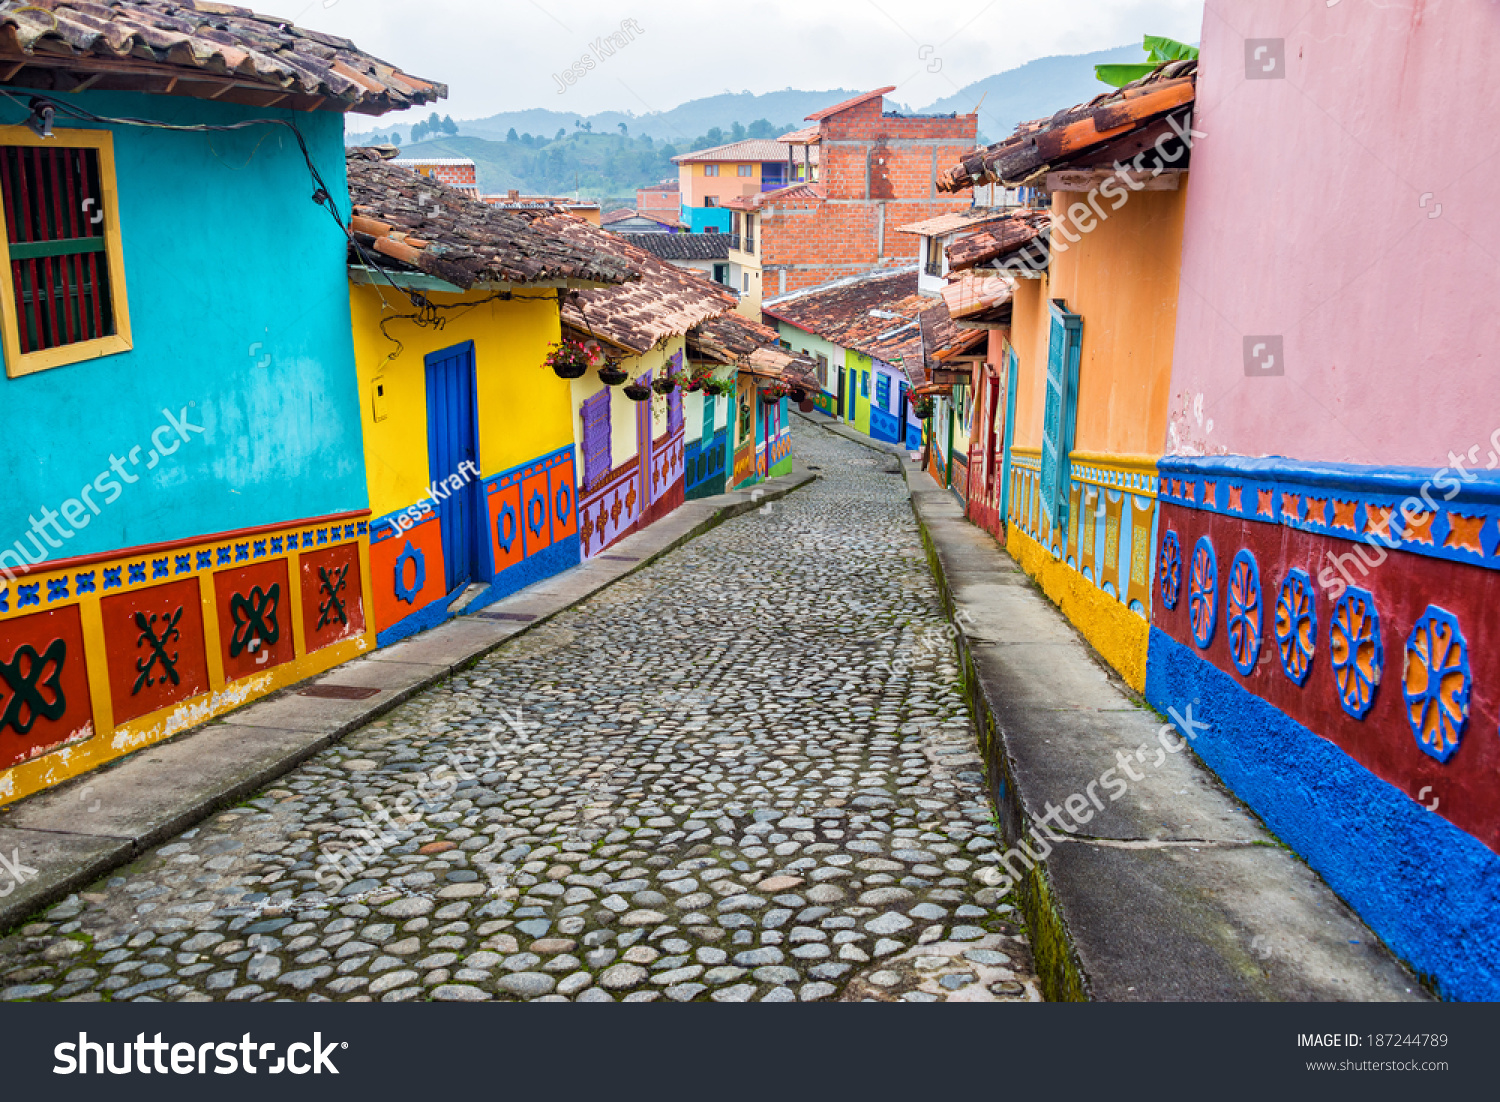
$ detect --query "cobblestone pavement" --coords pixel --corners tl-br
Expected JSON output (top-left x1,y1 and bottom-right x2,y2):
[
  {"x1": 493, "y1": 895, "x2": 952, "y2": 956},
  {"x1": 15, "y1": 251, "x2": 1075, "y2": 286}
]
[{"x1": 0, "y1": 420, "x2": 1037, "y2": 1003}]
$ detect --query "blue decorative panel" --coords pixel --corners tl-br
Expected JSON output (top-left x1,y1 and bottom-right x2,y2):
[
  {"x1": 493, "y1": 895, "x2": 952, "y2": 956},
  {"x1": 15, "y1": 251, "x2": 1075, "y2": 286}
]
[
  {"x1": 1330, "y1": 587, "x2": 1382, "y2": 720},
  {"x1": 1402, "y1": 606, "x2": 1469, "y2": 763},
  {"x1": 1275, "y1": 569, "x2": 1317, "y2": 686},
  {"x1": 1159, "y1": 530, "x2": 1182, "y2": 610},
  {"x1": 394, "y1": 541, "x2": 425, "y2": 606},
  {"x1": 1226, "y1": 550, "x2": 1262, "y2": 676},
  {"x1": 1189, "y1": 536, "x2": 1217, "y2": 649}
]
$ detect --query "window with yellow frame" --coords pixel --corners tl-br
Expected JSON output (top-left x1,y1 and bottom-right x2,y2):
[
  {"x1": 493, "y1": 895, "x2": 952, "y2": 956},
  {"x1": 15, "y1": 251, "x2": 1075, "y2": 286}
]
[{"x1": 0, "y1": 126, "x2": 131, "y2": 378}]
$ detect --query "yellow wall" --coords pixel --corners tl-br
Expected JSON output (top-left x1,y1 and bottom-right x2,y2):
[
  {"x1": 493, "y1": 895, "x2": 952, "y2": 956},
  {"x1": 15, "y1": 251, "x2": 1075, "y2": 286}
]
[
  {"x1": 1046, "y1": 186, "x2": 1187, "y2": 456},
  {"x1": 350, "y1": 284, "x2": 570, "y2": 519}
]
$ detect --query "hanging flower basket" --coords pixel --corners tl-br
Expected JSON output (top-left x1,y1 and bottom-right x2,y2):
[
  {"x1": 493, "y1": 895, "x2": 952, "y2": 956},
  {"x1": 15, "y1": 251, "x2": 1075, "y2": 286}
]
[
  {"x1": 598, "y1": 365, "x2": 628, "y2": 387},
  {"x1": 788, "y1": 386, "x2": 807, "y2": 403},
  {"x1": 623, "y1": 382, "x2": 652, "y2": 402},
  {"x1": 651, "y1": 376, "x2": 679, "y2": 396},
  {"x1": 761, "y1": 382, "x2": 791, "y2": 404},
  {"x1": 914, "y1": 396, "x2": 935, "y2": 420},
  {"x1": 544, "y1": 339, "x2": 590, "y2": 379}
]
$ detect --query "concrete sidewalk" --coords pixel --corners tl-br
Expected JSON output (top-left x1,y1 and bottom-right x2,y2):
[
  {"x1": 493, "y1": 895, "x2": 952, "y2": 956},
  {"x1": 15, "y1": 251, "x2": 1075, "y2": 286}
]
[
  {"x1": 902, "y1": 458, "x2": 1427, "y2": 1002},
  {"x1": 0, "y1": 465, "x2": 817, "y2": 933}
]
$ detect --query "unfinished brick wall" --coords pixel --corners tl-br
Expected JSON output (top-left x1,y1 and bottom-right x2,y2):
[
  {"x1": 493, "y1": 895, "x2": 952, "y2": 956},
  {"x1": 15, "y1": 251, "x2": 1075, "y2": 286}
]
[{"x1": 763, "y1": 98, "x2": 976, "y2": 296}]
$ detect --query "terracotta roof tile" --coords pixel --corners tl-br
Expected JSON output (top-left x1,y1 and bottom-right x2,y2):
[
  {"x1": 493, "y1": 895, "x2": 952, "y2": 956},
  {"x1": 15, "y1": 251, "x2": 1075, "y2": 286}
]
[
  {"x1": 0, "y1": 0, "x2": 444, "y2": 115},
  {"x1": 533, "y1": 212, "x2": 737, "y2": 355},
  {"x1": 894, "y1": 207, "x2": 1017, "y2": 238},
  {"x1": 805, "y1": 86, "x2": 896, "y2": 121},
  {"x1": 346, "y1": 150, "x2": 632, "y2": 290},
  {"x1": 689, "y1": 312, "x2": 817, "y2": 388},
  {"x1": 938, "y1": 61, "x2": 1196, "y2": 192},
  {"x1": 944, "y1": 208, "x2": 1051, "y2": 272}
]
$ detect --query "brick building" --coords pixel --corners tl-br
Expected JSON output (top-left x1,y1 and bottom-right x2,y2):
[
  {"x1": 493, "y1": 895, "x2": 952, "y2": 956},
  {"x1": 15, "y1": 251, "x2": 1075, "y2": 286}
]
[
  {"x1": 391, "y1": 157, "x2": 479, "y2": 197},
  {"x1": 750, "y1": 88, "x2": 977, "y2": 297}
]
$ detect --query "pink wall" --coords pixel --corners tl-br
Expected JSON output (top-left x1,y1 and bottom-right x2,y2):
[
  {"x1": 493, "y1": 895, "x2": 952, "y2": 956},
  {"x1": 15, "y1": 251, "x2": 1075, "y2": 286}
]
[{"x1": 1167, "y1": 0, "x2": 1500, "y2": 467}]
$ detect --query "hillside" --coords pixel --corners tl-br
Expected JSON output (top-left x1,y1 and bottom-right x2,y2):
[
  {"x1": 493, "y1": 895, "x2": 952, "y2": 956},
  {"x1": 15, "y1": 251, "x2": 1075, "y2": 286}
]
[{"x1": 354, "y1": 44, "x2": 1150, "y2": 200}]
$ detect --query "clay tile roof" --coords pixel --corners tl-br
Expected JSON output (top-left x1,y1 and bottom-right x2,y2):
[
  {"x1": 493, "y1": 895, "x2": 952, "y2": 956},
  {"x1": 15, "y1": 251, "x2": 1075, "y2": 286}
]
[
  {"x1": 689, "y1": 312, "x2": 817, "y2": 387},
  {"x1": 942, "y1": 271, "x2": 1014, "y2": 322},
  {"x1": 762, "y1": 268, "x2": 921, "y2": 346},
  {"x1": 805, "y1": 85, "x2": 896, "y2": 122},
  {"x1": 763, "y1": 266, "x2": 979, "y2": 386},
  {"x1": 728, "y1": 181, "x2": 824, "y2": 212},
  {"x1": 777, "y1": 125, "x2": 821, "y2": 145},
  {"x1": 895, "y1": 207, "x2": 1017, "y2": 238},
  {"x1": 625, "y1": 233, "x2": 730, "y2": 262},
  {"x1": 345, "y1": 150, "x2": 633, "y2": 291},
  {"x1": 938, "y1": 60, "x2": 1196, "y2": 192},
  {"x1": 532, "y1": 212, "x2": 736, "y2": 355},
  {"x1": 672, "y1": 139, "x2": 793, "y2": 164},
  {"x1": 944, "y1": 208, "x2": 1051, "y2": 272},
  {"x1": 0, "y1": 0, "x2": 444, "y2": 115}
]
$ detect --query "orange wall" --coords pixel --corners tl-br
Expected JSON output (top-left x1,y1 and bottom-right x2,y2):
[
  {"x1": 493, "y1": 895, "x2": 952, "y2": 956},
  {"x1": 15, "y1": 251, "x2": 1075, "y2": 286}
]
[
  {"x1": 680, "y1": 162, "x2": 763, "y2": 208},
  {"x1": 1008, "y1": 276, "x2": 1052, "y2": 452},
  {"x1": 1046, "y1": 185, "x2": 1187, "y2": 456}
]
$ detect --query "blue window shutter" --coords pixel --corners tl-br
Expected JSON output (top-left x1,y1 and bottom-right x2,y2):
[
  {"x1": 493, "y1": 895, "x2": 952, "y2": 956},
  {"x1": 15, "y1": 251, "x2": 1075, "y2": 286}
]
[{"x1": 1040, "y1": 300, "x2": 1082, "y2": 535}]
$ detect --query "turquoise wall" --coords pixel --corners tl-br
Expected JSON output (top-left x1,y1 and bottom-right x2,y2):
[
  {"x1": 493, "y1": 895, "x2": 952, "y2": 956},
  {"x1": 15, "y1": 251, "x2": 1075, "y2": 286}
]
[{"x1": 1, "y1": 91, "x2": 365, "y2": 561}]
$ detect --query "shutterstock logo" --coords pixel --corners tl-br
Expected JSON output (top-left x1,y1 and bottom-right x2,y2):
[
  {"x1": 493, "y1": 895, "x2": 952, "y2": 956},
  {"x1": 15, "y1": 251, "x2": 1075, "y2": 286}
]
[
  {"x1": 55, "y1": 1033, "x2": 345, "y2": 1076},
  {"x1": 1243, "y1": 335, "x2": 1285, "y2": 378}
]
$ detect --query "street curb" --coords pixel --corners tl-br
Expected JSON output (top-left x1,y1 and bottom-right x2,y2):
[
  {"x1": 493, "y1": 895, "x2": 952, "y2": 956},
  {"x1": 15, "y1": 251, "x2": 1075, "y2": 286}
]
[
  {"x1": 898, "y1": 458, "x2": 1426, "y2": 1003},
  {"x1": 0, "y1": 465, "x2": 818, "y2": 934}
]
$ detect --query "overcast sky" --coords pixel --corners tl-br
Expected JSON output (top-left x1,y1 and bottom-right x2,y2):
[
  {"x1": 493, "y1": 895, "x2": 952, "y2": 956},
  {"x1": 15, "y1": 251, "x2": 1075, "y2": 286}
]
[{"x1": 252, "y1": 0, "x2": 1204, "y2": 123}]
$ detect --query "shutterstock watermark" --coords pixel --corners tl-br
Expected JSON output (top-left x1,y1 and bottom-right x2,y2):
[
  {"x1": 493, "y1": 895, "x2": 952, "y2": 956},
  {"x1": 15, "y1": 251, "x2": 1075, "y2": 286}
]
[
  {"x1": 0, "y1": 406, "x2": 208, "y2": 584},
  {"x1": 981, "y1": 705, "x2": 1211, "y2": 896},
  {"x1": 983, "y1": 111, "x2": 1207, "y2": 283},
  {"x1": 1317, "y1": 428, "x2": 1500, "y2": 598}
]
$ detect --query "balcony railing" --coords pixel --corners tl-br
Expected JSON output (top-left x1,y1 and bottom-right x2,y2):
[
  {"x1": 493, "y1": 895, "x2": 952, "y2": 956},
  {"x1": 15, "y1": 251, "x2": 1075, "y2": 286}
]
[{"x1": 728, "y1": 234, "x2": 742, "y2": 251}]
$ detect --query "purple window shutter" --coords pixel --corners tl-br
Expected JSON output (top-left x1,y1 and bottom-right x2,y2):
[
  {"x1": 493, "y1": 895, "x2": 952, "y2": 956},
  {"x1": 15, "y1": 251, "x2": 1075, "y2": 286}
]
[
  {"x1": 582, "y1": 389, "x2": 611, "y2": 492},
  {"x1": 667, "y1": 387, "x2": 683, "y2": 436}
]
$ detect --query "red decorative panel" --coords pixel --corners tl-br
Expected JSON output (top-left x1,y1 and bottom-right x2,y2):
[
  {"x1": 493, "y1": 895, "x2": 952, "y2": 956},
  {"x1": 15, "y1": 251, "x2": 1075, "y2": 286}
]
[
  {"x1": 300, "y1": 543, "x2": 365, "y2": 654},
  {"x1": 101, "y1": 578, "x2": 209, "y2": 726},
  {"x1": 0, "y1": 605, "x2": 93, "y2": 769},
  {"x1": 521, "y1": 468, "x2": 553, "y2": 557},
  {"x1": 212, "y1": 560, "x2": 294, "y2": 684},
  {"x1": 371, "y1": 512, "x2": 447, "y2": 637},
  {"x1": 487, "y1": 479, "x2": 525, "y2": 575}
]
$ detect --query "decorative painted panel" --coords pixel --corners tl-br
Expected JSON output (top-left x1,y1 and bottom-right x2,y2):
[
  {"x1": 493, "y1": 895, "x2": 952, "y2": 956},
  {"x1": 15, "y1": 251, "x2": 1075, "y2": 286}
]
[
  {"x1": 101, "y1": 577, "x2": 209, "y2": 727},
  {"x1": 579, "y1": 455, "x2": 641, "y2": 558},
  {"x1": 0, "y1": 604, "x2": 91, "y2": 769},
  {"x1": 213, "y1": 560, "x2": 294, "y2": 685},
  {"x1": 300, "y1": 543, "x2": 366, "y2": 655},
  {"x1": 0, "y1": 512, "x2": 373, "y2": 808}
]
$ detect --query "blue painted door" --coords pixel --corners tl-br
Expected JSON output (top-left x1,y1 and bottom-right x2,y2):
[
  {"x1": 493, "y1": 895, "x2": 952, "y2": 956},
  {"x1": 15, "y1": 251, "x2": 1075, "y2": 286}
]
[{"x1": 425, "y1": 342, "x2": 482, "y2": 593}]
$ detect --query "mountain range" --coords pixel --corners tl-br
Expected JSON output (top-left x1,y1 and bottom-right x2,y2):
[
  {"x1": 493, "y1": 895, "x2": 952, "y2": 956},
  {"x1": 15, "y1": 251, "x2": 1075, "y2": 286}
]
[{"x1": 349, "y1": 42, "x2": 1149, "y2": 201}]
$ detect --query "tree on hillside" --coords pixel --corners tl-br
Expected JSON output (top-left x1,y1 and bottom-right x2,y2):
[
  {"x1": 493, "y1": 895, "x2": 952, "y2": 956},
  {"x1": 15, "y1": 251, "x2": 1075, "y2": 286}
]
[
  {"x1": 618, "y1": 122, "x2": 628, "y2": 136},
  {"x1": 391, "y1": 132, "x2": 401, "y2": 146},
  {"x1": 731, "y1": 121, "x2": 746, "y2": 141},
  {"x1": 507, "y1": 127, "x2": 519, "y2": 142},
  {"x1": 442, "y1": 115, "x2": 458, "y2": 135},
  {"x1": 747, "y1": 118, "x2": 774, "y2": 138},
  {"x1": 555, "y1": 128, "x2": 566, "y2": 141},
  {"x1": 704, "y1": 126, "x2": 724, "y2": 147}
]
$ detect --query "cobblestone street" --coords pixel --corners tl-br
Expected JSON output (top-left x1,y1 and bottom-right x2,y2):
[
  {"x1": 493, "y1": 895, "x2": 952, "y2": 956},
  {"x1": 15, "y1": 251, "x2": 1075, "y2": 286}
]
[{"x1": 0, "y1": 420, "x2": 1036, "y2": 1004}]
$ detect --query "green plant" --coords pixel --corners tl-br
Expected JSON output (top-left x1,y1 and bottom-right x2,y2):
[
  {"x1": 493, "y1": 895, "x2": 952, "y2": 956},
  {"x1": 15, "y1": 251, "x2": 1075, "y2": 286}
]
[
  {"x1": 1095, "y1": 35, "x2": 1199, "y2": 88},
  {"x1": 543, "y1": 338, "x2": 591, "y2": 373}
]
